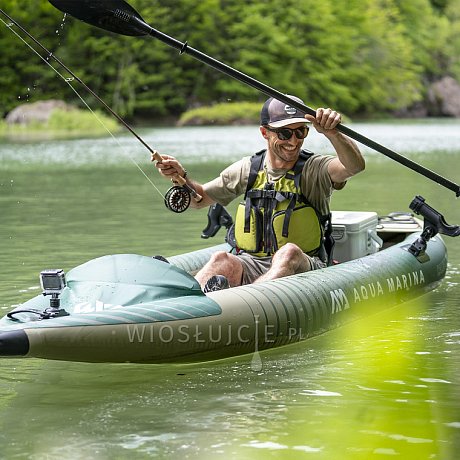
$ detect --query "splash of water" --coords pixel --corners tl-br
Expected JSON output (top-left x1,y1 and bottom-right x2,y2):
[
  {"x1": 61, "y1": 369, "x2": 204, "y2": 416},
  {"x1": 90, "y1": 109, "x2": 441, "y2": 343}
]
[{"x1": 55, "y1": 14, "x2": 67, "y2": 43}]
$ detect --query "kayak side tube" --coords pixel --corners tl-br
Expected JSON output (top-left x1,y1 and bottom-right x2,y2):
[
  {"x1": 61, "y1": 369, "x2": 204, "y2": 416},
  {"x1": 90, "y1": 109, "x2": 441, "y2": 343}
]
[{"x1": 0, "y1": 233, "x2": 447, "y2": 363}]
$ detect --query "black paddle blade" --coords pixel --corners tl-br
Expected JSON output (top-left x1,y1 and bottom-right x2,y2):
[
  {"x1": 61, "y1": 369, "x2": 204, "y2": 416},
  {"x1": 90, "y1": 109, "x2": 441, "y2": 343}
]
[{"x1": 48, "y1": 0, "x2": 150, "y2": 36}]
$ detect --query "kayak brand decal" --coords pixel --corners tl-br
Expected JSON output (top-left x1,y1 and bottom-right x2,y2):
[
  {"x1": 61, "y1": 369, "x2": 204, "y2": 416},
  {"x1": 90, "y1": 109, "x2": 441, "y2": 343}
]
[
  {"x1": 330, "y1": 289, "x2": 350, "y2": 313},
  {"x1": 330, "y1": 269, "x2": 425, "y2": 313}
]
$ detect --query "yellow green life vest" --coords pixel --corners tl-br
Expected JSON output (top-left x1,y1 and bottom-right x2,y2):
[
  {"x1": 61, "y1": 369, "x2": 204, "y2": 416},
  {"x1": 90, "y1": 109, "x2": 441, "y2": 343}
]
[{"x1": 235, "y1": 150, "x2": 326, "y2": 257}]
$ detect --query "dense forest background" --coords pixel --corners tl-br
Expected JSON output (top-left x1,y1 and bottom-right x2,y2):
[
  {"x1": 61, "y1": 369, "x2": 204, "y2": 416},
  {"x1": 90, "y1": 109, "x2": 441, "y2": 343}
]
[{"x1": 1, "y1": 0, "x2": 459, "y2": 121}]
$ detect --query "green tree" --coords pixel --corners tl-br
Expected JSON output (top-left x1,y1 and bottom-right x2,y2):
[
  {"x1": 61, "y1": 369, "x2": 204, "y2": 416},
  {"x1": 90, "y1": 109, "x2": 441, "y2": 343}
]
[
  {"x1": 444, "y1": 0, "x2": 460, "y2": 80},
  {"x1": 394, "y1": 0, "x2": 451, "y2": 81},
  {"x1": 344, "y1": 0, "x2": 422, "y2": 113},
  {"x1": 0, "y1": 0, "x2": 458, "y2": 120},
  {"x1": 0, "y1": 0, "x2": 68, "y2": 116}
]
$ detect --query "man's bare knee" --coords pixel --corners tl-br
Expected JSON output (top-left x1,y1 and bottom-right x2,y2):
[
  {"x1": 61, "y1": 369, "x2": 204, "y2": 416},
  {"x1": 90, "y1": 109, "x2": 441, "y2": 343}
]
[
  {"x1": 196, "y1": 251, "x2": 243, "y2": 288},
  {"x1": 273, "y1": 243, "x2": 303, "y2": 262},
  {"x1": 272, "y1": 243, "x2": 311, "y2": 273},
  {"x1": 209, "y1": 251, "x2": 232, "y2": 265}
]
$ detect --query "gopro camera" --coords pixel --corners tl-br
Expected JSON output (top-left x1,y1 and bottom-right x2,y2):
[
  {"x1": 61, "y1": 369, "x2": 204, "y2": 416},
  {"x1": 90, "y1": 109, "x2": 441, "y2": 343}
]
[{"x1": 40, "y1": 269, "x2": 66, "y2": 295}]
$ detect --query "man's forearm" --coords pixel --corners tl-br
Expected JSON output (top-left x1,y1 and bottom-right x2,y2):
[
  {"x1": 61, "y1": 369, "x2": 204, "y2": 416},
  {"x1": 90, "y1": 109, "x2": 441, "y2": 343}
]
[
  {"x1": 185, "y1": 178, "x2": 215, "y2": 209},
  {"x1": 327, "y1": 131, "x2": 365, "y2": 175}
]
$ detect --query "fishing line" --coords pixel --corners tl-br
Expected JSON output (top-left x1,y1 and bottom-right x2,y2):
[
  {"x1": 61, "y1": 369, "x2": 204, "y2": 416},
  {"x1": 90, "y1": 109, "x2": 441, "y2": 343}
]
[{"x1": 0, "y1": 11, "x2": 164, "y2": 198}]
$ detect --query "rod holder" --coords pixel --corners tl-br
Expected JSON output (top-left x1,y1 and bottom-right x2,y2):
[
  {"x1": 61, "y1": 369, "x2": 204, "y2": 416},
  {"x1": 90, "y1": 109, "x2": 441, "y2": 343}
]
[{"x1": 408, "y1": 195, "x2": 460, "y2": 256}]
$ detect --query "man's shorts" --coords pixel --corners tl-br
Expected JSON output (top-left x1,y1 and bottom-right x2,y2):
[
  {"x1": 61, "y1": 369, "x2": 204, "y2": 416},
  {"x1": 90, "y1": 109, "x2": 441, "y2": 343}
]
[{"x1": 237, "y1": 252, "x2": 327, "y2": 285}]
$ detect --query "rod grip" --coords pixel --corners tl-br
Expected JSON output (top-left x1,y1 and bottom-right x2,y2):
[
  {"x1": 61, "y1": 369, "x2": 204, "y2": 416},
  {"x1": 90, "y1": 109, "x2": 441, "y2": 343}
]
[
  {"x1": 151, "y1": 150, "x2": 163, "y2": 163},
  {"x1": 150, "y1": 151, "x2": 202, "y2": 202}
]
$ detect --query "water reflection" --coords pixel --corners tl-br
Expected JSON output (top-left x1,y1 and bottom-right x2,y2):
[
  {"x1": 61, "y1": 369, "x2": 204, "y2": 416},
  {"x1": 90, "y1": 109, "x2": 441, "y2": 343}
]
[
  {"x1": 0, "y1": 122, "x2": 459, "y2": 458},
  {"x1": 2, "y1": 119, "x2": 460, "y2": 167}
]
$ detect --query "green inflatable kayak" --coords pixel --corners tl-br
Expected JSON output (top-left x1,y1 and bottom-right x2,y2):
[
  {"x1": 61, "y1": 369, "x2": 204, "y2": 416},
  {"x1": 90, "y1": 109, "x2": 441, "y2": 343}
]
[{"x1": 0, "y1": 209, "x2": 450, "y2": 363}]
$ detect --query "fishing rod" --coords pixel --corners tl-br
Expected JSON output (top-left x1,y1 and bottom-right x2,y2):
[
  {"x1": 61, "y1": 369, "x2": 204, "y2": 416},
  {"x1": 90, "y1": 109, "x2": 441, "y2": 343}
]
[
  {"x1": 48, "y1": 0, "x2": 460, "y2": 198},
  {"x1": 0, "y1": 8, "x2": 201, "y2": 213}
]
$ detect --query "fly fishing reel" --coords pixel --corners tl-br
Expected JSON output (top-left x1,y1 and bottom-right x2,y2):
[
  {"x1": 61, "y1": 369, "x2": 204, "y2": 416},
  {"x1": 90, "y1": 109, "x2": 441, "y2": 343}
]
[
  {"x1": 151, "y1": 151, "x2": 201, "y2": 213},
  {"x1": 164, "y1": 186, "x2": 191, "y2": 213}
]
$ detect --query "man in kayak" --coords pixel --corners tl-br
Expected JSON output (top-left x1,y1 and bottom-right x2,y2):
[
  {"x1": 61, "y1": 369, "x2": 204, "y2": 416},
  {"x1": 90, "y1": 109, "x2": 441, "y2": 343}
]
[{"x1": 155, "y1": 96, "x2": 365, "y2": 292}]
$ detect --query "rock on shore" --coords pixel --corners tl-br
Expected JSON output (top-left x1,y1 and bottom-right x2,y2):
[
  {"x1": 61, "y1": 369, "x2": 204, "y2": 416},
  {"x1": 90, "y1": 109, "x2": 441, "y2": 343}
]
[
  {"x1": 427, "y1": 77, "x2": 460, "y2": 117},
  {"x1": 5, "y1": 100, "x2": 74, "y2": 125}
]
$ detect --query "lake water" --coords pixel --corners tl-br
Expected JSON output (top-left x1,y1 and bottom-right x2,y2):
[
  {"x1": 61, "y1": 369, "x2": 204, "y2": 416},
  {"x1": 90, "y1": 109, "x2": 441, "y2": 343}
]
[{"x1": 1, "y1": 121, "x2": 460, "y2": 459}]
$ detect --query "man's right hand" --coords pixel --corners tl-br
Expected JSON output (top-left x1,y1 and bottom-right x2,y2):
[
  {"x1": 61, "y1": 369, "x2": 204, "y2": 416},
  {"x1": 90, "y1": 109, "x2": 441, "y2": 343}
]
[{"x1": 154, "y1": 154, "x2": 187, "y2": 181}]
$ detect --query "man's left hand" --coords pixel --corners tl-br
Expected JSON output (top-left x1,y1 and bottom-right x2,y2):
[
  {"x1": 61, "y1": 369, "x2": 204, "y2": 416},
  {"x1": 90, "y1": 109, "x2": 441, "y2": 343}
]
[{"x1": 305, "y1": 108, "x2": 341, "y2": 136}]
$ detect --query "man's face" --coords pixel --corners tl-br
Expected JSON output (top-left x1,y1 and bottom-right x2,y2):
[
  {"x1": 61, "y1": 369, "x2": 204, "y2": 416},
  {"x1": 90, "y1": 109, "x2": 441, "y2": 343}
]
[{"x1": 261, "y1": 122, "x2": 308, "y2": 165}]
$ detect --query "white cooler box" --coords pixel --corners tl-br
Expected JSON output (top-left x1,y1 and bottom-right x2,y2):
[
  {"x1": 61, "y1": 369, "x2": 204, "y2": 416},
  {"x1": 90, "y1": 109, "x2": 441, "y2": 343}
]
[{"x1": 331, "y1": 211, "x2": 383, "y2": 262}]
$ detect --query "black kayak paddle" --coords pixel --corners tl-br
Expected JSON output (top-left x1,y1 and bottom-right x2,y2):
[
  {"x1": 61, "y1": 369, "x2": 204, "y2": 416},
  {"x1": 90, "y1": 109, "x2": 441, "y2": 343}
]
[{"x1": 49, "y1": 0, "x2": 460, "y2": 197}]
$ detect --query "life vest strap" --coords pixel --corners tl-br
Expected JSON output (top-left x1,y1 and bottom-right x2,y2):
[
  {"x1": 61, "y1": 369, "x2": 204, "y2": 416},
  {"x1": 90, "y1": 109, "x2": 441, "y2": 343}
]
[{"x1": 237, "y1": 149, "x2": 329, "y2": 257}]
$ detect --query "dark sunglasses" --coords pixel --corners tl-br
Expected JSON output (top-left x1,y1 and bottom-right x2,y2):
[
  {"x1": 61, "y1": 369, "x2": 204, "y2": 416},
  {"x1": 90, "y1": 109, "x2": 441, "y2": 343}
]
[{"x1": 265, "y1": 125, "x2": 309, "y2": 141}]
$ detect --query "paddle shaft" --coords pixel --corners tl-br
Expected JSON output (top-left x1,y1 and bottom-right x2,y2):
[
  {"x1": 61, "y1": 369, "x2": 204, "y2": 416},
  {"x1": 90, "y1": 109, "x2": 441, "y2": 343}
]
[{"x1": 127, "y1": 16, "x2": 460, "y2": 197}]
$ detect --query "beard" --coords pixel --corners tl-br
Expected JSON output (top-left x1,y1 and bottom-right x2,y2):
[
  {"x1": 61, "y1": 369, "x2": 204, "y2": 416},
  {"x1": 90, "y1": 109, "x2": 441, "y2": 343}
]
[{"x1": 269, "y1": 138, "x2": 303, "y2": 164}]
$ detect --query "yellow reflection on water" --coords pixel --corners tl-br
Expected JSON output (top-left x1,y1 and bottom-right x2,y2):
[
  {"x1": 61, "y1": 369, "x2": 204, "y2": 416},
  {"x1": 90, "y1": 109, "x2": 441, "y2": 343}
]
[{"x1": 229, "y1": 296, "x2": 454, "y2": 459}]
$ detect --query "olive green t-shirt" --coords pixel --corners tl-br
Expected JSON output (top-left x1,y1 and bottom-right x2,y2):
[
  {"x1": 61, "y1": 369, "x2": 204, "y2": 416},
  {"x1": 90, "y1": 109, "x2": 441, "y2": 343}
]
[{"x1": 203, "y1": 153, "x2": 340, "y2": 215}]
